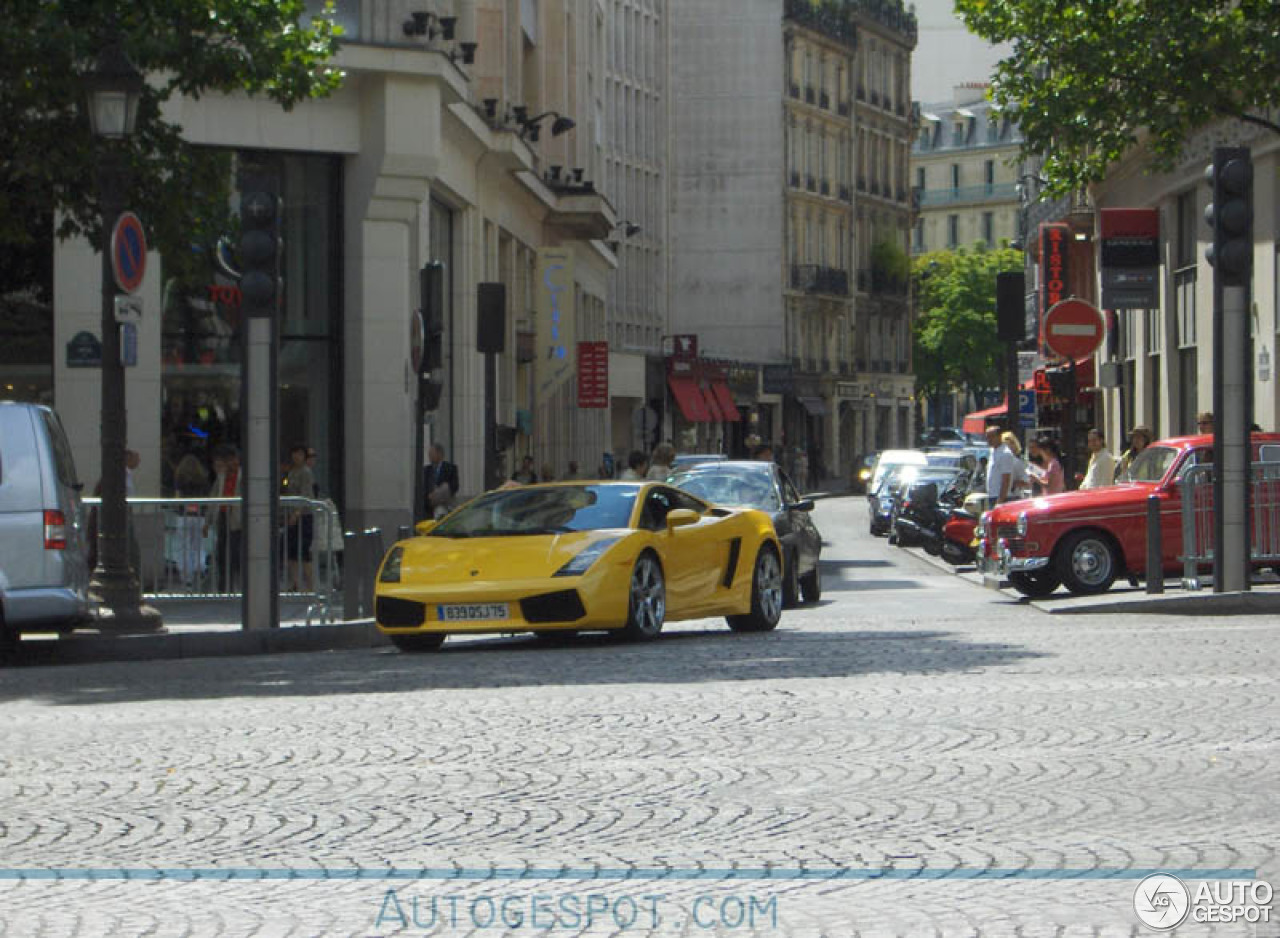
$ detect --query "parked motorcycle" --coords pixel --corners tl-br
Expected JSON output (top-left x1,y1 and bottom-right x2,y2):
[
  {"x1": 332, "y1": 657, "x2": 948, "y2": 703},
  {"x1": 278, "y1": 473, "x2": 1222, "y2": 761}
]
[{"x1": 893, "y1": 475, "x2": 966, "y2": 556}]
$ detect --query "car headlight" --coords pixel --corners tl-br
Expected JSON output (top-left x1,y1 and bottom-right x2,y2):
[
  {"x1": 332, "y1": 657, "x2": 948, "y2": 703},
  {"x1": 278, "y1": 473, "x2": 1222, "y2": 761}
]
[
  {"x1": 858, "y1": 468, "x2": 871, "y2": 480},
  {"x1": 553, "y1": 536, "x2": 622, "y2": 577},
  {"x1": 1016, "y1": 511, "x2": 1028, "y2": 537},
  {"x1": 378, "y1": 546, "x2": 403, "y2": 583}
]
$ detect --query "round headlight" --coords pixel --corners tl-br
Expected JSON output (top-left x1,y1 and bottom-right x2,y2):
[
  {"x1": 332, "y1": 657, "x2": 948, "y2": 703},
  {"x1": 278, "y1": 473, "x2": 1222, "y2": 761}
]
[{"x1": 1016, "y1": 512, "x2": 1028, "y2": 537}]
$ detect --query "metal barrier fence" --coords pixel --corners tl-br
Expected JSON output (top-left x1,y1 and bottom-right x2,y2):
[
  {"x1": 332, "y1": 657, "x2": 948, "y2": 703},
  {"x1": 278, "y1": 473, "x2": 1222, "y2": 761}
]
[
  {"x1": 81, "y1": 496, "x2": 343, "y2": 624},
  {"x1": 1178, "y1": 461, "x2": 1280, "y2": 590}
]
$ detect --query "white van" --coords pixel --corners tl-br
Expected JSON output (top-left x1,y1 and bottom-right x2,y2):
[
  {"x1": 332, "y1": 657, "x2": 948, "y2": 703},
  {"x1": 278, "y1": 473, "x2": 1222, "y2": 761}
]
[{"x1": 0, "y1": 402, "x2": 91, "y2": 646}]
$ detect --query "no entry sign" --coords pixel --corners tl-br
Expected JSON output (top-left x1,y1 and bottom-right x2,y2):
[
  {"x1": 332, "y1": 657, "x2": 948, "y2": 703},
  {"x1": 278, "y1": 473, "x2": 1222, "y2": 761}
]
[
  {"x1": 1044, "y1": 298, "x2": 1104, "y2": 360},
  {"x1": 111, "y1": 212, "x2": 147, "y2": 294}
]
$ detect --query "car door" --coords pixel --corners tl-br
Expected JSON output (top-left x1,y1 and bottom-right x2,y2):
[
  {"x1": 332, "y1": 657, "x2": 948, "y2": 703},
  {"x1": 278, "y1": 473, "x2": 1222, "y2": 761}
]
[
  {"x1": 638, "y1": 486, "x2": 723, "y2": 617},
  {"x1": 778, "y1": 469, "x2": 818, "y2": 577}
]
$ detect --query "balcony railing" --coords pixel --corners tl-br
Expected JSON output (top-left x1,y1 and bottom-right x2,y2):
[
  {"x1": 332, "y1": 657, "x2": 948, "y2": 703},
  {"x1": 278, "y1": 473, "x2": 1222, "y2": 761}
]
[
  {"x1": 917, "y1": 182, "x2": 1018, "y2": 206},
  {"x1": 791, "y1": 264, "x2": 850, "y2": 297},
  {"x1": 783, "y1": 0, "x2": 857, "y2": 43}
]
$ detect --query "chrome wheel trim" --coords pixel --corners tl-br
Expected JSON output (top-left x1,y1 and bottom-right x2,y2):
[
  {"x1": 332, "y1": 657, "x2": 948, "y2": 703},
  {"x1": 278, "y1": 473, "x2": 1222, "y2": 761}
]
[
  {"x1": 1070, "y1": 537, "x2": 1113, "y2": 587},
  {"x1": 758, "y1": 550, "x2": 783, "y2": 623},
  {"x1": 629, "y1": 556, "x2": 665, "y2": 635}
]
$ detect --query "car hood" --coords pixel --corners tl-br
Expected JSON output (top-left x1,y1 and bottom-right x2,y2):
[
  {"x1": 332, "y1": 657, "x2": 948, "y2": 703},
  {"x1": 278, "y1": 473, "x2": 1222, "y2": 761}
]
[
  {"x1": 399, "y1": 529, "x2": 626, "y2": 580},
  {"x1": 988, "y1": 483, "x2": 1157, "y2": 523}
]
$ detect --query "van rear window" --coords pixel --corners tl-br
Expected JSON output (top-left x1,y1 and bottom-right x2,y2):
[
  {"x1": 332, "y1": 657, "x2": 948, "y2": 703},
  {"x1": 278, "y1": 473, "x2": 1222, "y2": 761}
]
[{"x1": 40, "y1": 410, "x2": 80, "y2": 488}]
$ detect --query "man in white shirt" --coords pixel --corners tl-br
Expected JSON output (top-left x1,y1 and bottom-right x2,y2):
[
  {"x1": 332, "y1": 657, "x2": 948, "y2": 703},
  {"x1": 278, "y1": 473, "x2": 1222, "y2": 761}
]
[
  {"x1": 985, "y1": 424, "x2": 1017, "y2": 504},
  {"x1": 1080, "y1": 428, "x2": 1117, "y2": 489}
]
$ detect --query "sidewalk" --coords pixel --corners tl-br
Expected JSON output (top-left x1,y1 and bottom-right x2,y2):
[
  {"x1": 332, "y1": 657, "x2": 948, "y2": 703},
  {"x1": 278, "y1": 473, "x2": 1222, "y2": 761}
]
[
  {"x1": 900, "y1": 531, "x2": 1280, "y2": 616},
  {"x1": 7, "y1": 598, "x2": 387, "y2": 667}
]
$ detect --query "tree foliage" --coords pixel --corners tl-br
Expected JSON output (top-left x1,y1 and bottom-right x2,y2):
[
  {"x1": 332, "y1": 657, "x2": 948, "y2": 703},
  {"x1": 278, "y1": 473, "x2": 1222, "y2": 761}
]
[
  {"x1": 0, "y1": 1, "x2": 342, "y2": 252},
  {"x1": 955, "y1": 0, "x2": 1280, "y2": 193},
  {"x1": 913, "y1": 245, "x2": 1023, "y2": 407}
]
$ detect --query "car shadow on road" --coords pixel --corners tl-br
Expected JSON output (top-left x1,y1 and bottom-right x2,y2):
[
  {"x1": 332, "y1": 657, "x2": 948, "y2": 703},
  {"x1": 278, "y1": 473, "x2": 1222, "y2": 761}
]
[{"x1": 0, "y1": 626, "x2": 1048, "y2": 706}]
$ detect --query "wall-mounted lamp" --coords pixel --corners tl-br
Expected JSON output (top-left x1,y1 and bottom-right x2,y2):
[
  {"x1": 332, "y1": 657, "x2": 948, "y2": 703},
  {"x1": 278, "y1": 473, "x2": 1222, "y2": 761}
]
[
  {"x1": 616, "y1": 221, "x2": 642, "y2": 238},
  {"x1": 518, "y1": 110, "x2": 576, "y2": 142}
]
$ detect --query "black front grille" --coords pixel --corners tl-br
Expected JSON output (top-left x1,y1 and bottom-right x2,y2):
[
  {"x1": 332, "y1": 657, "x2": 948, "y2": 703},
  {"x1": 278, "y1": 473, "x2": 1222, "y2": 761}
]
[
  {"x1": 520, "y1": 590, "x2": 586, "y2": 624},
  {"x1": 377, "y1": 596, "x2": 426, "y2": 627}
]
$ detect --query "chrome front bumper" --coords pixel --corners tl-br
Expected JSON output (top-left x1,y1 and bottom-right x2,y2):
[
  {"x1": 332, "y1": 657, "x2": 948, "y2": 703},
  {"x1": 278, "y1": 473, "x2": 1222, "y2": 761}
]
[{"x1": 976, "y1": 538, "x2": 1050, "y2": 586}]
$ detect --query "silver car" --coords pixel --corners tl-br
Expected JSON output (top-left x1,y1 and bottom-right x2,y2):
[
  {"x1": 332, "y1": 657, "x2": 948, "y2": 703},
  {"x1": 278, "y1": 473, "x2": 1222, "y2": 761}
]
[{"x1": 0, "y1": 402, "x2": 91, "y2": 646}]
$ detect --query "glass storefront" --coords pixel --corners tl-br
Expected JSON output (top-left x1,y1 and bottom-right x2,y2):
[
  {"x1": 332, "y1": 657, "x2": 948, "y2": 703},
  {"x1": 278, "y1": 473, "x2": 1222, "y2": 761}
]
[
  {"x1": 0, "y1": 214, "x2": 54, "y2": 405},
  {"x1": 159, "y1": 151, "x2": 343, "y2": 500}
]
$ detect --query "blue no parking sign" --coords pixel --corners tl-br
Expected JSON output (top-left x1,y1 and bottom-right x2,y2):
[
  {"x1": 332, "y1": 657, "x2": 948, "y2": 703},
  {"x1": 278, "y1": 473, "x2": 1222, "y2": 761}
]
[
  {"x1": 1018, "y1": 388, "x2": 1037, "y2": 428},
  {"x1": 111, "y1": 212, "x2": 147, "y2": 294}
]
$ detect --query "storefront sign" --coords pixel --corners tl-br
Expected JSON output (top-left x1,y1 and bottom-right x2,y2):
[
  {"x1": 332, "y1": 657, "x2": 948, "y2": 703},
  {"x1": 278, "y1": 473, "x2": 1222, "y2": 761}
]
[
  {"x1": 762, "y1": 364, "x2": 793, "y2": 395},
  {"x1": 1039, "y1": 223, "x2": 1072, "y2": 356},
  {"x1": 1039, "y1": 222, "x2": 1071, "y2": 323},
  {"x1": 577, "y1": 341, "x2": 608, "y2": 408},
  {"x1": 1100, "y1": 208, "x2": 1160, "y2": 309},
  {"x1": 535, "y1": 248, "x2": 576, "y2": 397}
]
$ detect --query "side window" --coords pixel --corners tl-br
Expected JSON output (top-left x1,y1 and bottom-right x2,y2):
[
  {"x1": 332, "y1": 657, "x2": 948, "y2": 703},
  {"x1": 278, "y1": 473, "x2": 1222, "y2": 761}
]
[
  {"x1": 779, "y1": 471, "x2": 801, "y2": 506},
  {"x1": 1259, "y1": 445, "x2": 1280, "y2": 464},
  {"x1": 669, "y1": 489, "x2": 707, "y2": 514},
  {"x1": 40, "y1": 411, "x2": 79, "y2": 488},
  {"x1": 640, "y1": 489, "x2": 674, "y2": 530}
]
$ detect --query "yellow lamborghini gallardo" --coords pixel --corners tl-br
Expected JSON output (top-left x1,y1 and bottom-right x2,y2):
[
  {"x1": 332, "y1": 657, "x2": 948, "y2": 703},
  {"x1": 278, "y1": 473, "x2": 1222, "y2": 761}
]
[{"x1": 374, "y1": 481, "x2": 784, "y2": 651}]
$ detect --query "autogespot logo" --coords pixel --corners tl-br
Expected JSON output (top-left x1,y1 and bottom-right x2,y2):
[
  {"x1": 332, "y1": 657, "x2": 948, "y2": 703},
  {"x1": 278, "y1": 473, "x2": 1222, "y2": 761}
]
[{"x1": 1134, "y1": 874, "x2": 1191, "y2": 929}]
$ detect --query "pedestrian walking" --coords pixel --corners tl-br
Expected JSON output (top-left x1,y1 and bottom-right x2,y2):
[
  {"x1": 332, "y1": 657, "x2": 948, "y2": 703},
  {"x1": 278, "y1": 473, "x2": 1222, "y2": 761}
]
[{"x1": 1080, "y1": 428, "x2": 1117, "y2": 489}]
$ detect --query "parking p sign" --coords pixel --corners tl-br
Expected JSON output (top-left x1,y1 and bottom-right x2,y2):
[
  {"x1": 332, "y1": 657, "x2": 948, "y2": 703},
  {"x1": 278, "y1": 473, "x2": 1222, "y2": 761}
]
[{"x1": 1018, "y1": 388, "x2": 1036, "y2": 428}]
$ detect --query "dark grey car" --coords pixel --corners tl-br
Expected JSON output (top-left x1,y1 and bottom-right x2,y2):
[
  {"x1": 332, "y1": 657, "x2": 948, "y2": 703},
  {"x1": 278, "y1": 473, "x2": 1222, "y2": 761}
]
[{"x1": 669, "y1": 460, "x2": 822, "y2": 606}]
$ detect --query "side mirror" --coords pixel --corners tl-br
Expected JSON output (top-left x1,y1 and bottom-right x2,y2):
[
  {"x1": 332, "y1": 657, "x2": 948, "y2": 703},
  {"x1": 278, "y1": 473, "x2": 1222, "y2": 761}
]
[
  {"x1": 414, "y1": 519, "x2": 437, "y2": 536},
  {"x1": 665, "y1": 508, "x2": 700, "y2": 531},
  {"x1": 788, "y1": 499, "x2": 815, "y2": 512}
]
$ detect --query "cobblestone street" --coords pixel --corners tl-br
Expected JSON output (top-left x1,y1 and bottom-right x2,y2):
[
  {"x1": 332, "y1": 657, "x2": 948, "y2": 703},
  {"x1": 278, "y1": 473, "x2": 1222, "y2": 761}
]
[{"x1": 1, "y1": 497, "x2": 1277, "y2": 936}]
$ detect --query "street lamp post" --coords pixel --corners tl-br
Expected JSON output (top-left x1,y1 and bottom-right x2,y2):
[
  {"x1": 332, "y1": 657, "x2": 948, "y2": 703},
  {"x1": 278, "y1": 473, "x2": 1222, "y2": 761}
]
[{"x1": 84, "y1": 37, "x2": 162, "y2": 631}]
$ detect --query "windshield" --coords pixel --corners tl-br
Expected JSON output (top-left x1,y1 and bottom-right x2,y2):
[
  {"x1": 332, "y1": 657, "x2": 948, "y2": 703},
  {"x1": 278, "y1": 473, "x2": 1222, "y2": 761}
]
[
  {"x1": 430, "y1": 484, "x2": 640, "y2": 537},
  {"x1": 670, "y1": 464, "x2": 780, "y2": 510},
  {"x1": 1124, "y1": 445, "x2": 1180, "y2": 483}
]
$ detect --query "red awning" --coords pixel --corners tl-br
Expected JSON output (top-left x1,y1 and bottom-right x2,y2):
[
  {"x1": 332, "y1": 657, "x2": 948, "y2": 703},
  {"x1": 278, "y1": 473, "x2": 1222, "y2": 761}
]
[
  {"x1": 962, "y1": 401, "x2": 1010, "y2": 435},
  {"x1": 710, "y1": 381, "x2": 742, "y2": 422},
  {"x1": 669, "y1": 376, "x2": 711, "y2": 422},
  {"x1": 702, "y1": 386, "x2": 724, "y2": 422}
]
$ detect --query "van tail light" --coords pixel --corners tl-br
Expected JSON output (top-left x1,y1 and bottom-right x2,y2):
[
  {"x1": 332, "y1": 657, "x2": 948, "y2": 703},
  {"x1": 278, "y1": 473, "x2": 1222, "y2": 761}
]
[{"x1": 44, "y1": 509, "x2": 68, "y2": 550}]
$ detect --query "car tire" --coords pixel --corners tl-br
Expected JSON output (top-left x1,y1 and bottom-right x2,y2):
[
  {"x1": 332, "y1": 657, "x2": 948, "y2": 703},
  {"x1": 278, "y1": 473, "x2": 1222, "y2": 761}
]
[
  {"x1": 0, "y1": 610, "x2": 16, "y2": 663},
  {"x1": 1054, "y1": 530, "x2": 1119, "y2": 595},
  {"x1": 389, "y1": 632, "x2": 446, "y2": 652},
  {"x1": 782, "y1": 551, "x2": 800, "y2": 609},
  {"x1": 799, "y1": 565, "x2": 822, "y2": 604},
  {"x1": 621, "y1": 552, "x2": 665, "y2": 641},
  {"x1": 727, "y1": 545, "x2": 783, "y2": 632},
  {"x1": 1009, "y1": 569, "x2": 1061, "y2": 598}
]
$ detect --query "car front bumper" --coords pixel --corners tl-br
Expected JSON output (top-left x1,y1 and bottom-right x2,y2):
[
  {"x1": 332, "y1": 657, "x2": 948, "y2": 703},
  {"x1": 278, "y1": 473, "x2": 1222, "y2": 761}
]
[{"x1": 976, "y1": 538, "x2": 1051, "y2": 585}]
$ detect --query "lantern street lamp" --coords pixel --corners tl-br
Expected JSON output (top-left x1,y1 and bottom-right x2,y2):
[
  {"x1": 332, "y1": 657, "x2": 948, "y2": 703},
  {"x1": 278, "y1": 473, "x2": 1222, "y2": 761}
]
[{"x1": 84, "y1": 36, "x2": 162, "y2": 631}]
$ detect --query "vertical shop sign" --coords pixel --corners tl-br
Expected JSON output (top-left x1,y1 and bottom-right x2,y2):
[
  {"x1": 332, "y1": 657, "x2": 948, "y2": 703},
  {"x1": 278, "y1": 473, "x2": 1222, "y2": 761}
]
[
  {"x1": 536, "y1": 247, "x2": 576, "y2": 397},
  {"x1": 1039, "y1": 223, "x2": 1071, "y2": 350},
  {"x1": 577, "y1": 341, "x2": 609, "y2": 408}
]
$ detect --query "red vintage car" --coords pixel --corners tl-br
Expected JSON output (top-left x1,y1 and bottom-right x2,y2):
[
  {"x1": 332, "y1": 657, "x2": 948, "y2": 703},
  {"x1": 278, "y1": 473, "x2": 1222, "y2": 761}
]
[{"x1": 976, "y1": 432, "x2": 1280, "y2": 597}]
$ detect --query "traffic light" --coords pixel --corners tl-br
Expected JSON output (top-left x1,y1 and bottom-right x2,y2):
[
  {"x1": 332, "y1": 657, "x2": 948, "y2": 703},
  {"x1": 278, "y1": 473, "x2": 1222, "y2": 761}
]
[
  {"x1": 995, "y1": 271, "x2": 1026, "y2": 342},
  {"x1": 419, "y1": 262, "x2": 444, "y2": 411},
  {"x1": 1046, "y1": 366, "x2": 1073, "y2": 400},
  {"x1": 238, "y1": 174, "x2": 280, "y2": 316},
  {"x1": 1204, "y1": 147, "x2": 1253, "y2": 286}
]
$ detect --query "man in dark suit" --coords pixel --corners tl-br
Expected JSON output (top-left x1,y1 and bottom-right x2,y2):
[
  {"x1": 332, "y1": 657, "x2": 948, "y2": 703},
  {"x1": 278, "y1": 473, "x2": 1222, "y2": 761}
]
[{"x1": 424, "y1": 443, "x2": 460, "y2": 519}]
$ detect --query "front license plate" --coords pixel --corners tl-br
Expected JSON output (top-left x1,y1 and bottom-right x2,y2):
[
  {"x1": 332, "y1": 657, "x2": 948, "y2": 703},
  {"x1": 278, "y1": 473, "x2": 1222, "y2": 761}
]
[{"x1": 436, "y1": 602, "x2": 510, "y2": 622}]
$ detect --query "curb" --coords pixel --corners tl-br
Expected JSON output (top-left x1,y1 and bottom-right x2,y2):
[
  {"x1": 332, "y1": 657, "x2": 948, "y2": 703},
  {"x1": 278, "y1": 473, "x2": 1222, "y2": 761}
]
[
  {"x1": 891, "y1": 539, "x2": 1280, "y2": 616},
  {"x1": 9, "y1": 622, "x2": 389, "y2": 667}
]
